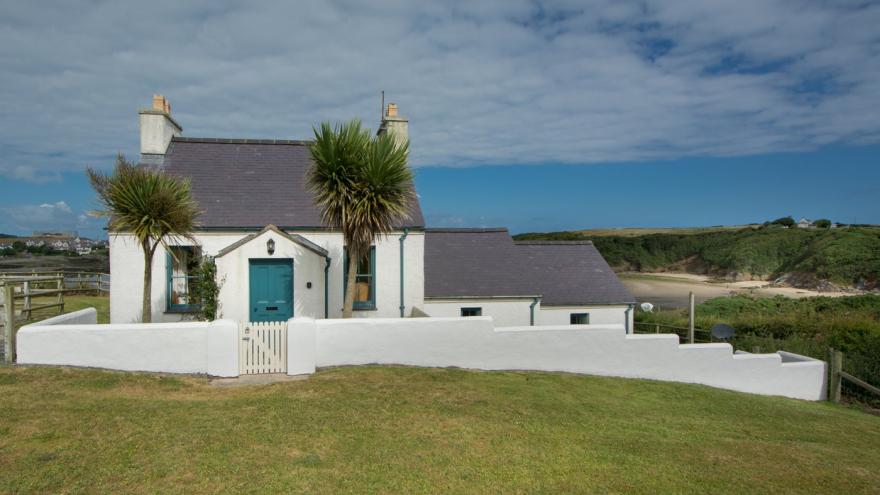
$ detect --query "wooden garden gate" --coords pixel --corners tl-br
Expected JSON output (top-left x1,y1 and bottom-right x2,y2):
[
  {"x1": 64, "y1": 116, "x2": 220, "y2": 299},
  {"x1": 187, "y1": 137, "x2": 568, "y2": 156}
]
[{"x1": 239, "y1": 321, "x2": 287, "y2": 374}]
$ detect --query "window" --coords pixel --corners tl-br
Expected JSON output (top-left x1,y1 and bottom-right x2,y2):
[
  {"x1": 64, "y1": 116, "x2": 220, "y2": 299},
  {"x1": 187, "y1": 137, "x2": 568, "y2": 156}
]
[
  {"x1": 461, "y1": 307, "x2": 482, "y2": 317},
  {"x1": 570, "y1": 313, "x2": 590, "y2": 325},
  {"x1": 166, "y1": 246, "x2": 201, "y2": 312},
  {"x1": 344, "y1": 246, "x2": 376, "y2": 310}
]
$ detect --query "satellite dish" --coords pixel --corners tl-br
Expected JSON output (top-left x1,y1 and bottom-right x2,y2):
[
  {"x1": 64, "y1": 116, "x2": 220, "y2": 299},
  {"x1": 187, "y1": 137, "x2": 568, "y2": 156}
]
[
  {"x1": 640, "y1": 302, "x2": 654, "y2": 313},
  {"x1": 711, "y1": 323, "x2": 736, "y2": 341}
]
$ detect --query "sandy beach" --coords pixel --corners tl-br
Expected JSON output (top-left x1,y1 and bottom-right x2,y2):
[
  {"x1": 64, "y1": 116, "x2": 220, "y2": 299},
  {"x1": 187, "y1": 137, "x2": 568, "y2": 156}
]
[{"x1": 619, "y1": 272, "x2": 858, "y2": 309}]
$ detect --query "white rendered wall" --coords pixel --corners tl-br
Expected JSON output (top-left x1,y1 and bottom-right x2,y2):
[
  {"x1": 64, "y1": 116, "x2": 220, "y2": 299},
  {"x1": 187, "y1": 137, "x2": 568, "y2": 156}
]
[
  {"x1": 423, "y1": 299, "x2": 534, "y2": 327},
  {"x1": 536, "y1": 305, "x2": 632, "y2": 329},
  {"x1": 110, "y1": 230, "x2": 425, "y2": 323},
  {"x1": 289, "y1": 317, "x2": 826, "y2": 400},
  {"x1": 302, "y1": 231, "x2": 424, "y2": 319},
  {"x1": 423, "y1": 299, "x2": 632, "y2": 329},
  {"x1": 214, "y1": 230, "x2": 325, "y2": 323},
  {"x1": 17, "y1": 312, "x2": 239, "y2": 377}
]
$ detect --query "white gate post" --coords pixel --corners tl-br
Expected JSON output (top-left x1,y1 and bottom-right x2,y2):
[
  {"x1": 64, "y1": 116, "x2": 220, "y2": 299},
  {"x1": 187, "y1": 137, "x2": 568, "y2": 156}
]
[{"x1": 287, "y1": 317, "x2": 316, "y2": 376}]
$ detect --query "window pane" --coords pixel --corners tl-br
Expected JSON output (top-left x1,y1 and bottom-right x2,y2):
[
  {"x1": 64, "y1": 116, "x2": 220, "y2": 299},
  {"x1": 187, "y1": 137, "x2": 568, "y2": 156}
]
[
  {"x1": 357, "y1": 255, "x2": 371, "y2": 276},
  {"x1": 461, "y1": 307, "x2": 482, "y2": 317},
  {"x1": 169, "y1": 246, "x2": 201, "y2": 308},
  {"x1": 345, "y1": 246, "x2": 376, "y2": 308},
  {"x1": 354, "y1": 275, "x2": 372, "y2": 303},
  {"x1": 570, "y1": 313, "x2": 589, "y2": 325}
]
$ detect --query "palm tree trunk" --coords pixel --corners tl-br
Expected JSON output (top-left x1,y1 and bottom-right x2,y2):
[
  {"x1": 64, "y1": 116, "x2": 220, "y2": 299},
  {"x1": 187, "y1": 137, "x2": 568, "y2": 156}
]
[
  {"x1": 342, "y1": 250, "x2": 359, "y2": 318},
  {"x1": 142, "y1": 240, "x2": 153, "y2": 323}
]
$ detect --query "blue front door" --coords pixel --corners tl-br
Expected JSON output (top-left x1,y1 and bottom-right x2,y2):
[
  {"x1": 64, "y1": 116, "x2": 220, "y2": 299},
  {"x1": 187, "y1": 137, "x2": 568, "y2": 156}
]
[{"x1": 249, "y1": 259, "x2": 293, "y2": 322}]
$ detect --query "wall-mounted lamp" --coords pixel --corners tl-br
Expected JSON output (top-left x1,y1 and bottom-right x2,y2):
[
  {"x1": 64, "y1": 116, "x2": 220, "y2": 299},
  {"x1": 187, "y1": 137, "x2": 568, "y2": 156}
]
[{"x1": 266, "y1": 238, "x2": 275, "y2": 255}]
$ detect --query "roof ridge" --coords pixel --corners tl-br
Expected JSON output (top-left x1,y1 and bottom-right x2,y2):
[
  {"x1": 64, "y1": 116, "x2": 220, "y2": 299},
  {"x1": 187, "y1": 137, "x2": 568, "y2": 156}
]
[
  {"x1": 425, "y1": 228, "x2": 509, "y2": 233},
  {"x1": 171, "y1": 137, "x2": 313, "y2": 146},
  {"x1": 515, "y1": 240, "x2": 594, "y2": 245}
]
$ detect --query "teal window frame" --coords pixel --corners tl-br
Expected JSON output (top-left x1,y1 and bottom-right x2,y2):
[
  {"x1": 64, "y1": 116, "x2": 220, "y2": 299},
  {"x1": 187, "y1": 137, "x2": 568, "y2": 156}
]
[
  {"x1": 570, "y1": 313, "x2": 590, "y2": 325},
  {"x1": 166, "y1": 246, "x2": 201, "y2": 313},
  {"x1": 343, "y1": 246, "x2": 376, "y2": 311},
  {"x1": 461, "y1": 307, "x2": 482, "y2": 317}
]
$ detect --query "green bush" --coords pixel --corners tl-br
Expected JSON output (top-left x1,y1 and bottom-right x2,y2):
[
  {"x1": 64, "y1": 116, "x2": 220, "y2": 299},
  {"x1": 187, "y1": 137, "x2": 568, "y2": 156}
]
[
  {"x1": 189, "y1": 255, "x2": 220, "y2": 321},
  {"x1": 636, "y1": 294, "x2": 880, "y2": 403}
]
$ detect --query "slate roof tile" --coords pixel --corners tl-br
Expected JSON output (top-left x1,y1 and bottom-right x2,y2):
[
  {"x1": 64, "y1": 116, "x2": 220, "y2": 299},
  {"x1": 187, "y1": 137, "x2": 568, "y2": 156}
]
[
  {"x1": 162, "y1": 137, "x2": 425, "y2": 229},
  {"x1": 425, "y1": 229, "x2": 635, "y2": 305}
]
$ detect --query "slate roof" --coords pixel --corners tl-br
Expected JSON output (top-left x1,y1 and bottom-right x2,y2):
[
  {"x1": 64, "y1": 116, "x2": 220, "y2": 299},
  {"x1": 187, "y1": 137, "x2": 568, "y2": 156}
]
[
  {"x1": 424, "y1": 229, "x2": 635, "y2": 306},
  {"x1": 161, "y1": 137, "x2": 425, "y2": 229}
]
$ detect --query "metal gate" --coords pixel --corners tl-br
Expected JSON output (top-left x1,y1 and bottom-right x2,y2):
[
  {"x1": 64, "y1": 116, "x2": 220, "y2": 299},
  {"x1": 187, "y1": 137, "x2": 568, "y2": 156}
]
[{"x1": 240, "y1": 321, "x2": 287, "y2": 374}]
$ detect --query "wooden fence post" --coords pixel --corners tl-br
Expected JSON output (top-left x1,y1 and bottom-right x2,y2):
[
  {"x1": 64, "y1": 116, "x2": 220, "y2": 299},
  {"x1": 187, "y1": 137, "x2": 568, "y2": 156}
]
[
  {"x1": 3, "y1": 284, "x2": 15, "y2": 364},
  {"x1": 829, "y1": 348, "x2": 843, "y2": 403},
  {"x1": 57, "y1": 276, "x2": 64, "y2": 314},
  {"x1": 688, "y1": 291, "x2": 695, "y2": 344},
  {"x1": 22, "y1": 281, "x2": 31, "y2": 320}
]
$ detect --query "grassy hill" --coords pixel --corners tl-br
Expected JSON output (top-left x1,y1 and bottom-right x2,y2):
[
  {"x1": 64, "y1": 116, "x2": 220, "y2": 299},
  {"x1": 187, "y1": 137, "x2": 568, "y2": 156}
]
[
  {"x1": 1, "y1": 365, "x2": 878, "y2": 493},
  {"x1": 514, "y1": 225, "x2": 880, "y2": 290}
]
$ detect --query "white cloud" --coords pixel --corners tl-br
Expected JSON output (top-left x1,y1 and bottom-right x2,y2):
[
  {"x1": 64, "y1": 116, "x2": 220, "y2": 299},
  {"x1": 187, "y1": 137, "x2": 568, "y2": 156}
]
[
  {"x1": 0, "y1": 0, "x2": 877, "y2": 180},
  {"x1": 0, "y1": 201, "x2": 100, "y2": 235}
]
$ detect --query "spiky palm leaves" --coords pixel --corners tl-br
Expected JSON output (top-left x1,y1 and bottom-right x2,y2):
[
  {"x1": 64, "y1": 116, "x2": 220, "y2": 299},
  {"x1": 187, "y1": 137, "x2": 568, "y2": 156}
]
[
  {"x1": 307, "y1": 120, "x2": 414, "y2": 317},
  {"x1": 88, "y1": 155, "x2": 200, "y2": 322}
]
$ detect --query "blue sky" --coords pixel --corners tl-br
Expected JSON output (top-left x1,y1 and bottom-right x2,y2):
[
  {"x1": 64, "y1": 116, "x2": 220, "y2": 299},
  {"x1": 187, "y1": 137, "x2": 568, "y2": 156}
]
[{"x1": 1, "y1": 1, "x2": 879, "y2": 237}]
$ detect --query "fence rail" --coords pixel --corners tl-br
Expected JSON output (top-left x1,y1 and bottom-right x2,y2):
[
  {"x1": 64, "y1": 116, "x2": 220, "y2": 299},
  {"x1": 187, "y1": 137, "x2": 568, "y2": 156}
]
[
  {"x1": 633, "y1": 321, "x2": 712, "y2": 343},
  {"x1": 0, "y1": 270, "x2": 110, "y2": 293},
  {"x1": 1, "y1": 271, "x2": 109, "y2": 364},
  {"x1": 828, "y1": 348, "x2": 880, "y2": 403}
]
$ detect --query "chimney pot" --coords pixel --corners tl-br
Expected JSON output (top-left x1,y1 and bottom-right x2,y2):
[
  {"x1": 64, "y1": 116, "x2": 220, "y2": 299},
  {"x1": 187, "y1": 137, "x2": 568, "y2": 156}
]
[{"x1": 152, "y1": 94, "x2": 165, "y2": 112}]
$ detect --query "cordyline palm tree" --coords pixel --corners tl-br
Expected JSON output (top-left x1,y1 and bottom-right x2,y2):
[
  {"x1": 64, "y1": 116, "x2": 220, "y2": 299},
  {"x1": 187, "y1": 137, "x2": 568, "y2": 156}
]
[
  {"x1": 88, "y1": 155, "x2": 200, "y2": 323},
  {"x1": 307, "y1": 120, "x2": 414, "y2": 318}
]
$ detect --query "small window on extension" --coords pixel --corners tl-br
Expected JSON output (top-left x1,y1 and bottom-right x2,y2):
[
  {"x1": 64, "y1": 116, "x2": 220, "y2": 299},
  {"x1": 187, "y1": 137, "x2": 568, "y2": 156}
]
[
  {"x1": 570, "y1": 313, "x2": 590, "y2": 325},
  {"x1": 461, "y1": 307, "x2": 482, "y2": 317}
]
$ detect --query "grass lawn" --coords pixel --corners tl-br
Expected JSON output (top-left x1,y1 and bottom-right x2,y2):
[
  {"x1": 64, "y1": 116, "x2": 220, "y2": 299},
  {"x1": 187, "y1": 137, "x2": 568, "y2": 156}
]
[
  {"x1": 0, "y1": 366, "x2": 878, "y2": 494},
  {"x1": 25, "y1": 293, "x2": 109, "y2": 324}
]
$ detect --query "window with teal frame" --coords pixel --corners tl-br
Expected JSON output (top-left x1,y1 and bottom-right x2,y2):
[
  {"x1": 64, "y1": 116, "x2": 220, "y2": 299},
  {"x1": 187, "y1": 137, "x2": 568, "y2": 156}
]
[
  {"x1": 343, "y1": 246, "x2": 376, "y2": 310},
  {"x1": 166, "y1": 246, "x2": 201, "y2": 312}
]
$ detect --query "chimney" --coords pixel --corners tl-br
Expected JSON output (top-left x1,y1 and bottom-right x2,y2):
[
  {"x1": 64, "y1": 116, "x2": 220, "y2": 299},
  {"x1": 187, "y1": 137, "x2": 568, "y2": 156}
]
[
  {"x1": 377, "y1": 102, "x2": 408, "y2": 150},
  {"x1": 139, "y1": 94, "x2": 182, "y2": 165}
]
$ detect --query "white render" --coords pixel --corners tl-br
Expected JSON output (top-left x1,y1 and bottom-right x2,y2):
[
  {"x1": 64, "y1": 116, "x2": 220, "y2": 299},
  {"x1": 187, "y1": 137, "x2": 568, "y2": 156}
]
[
  {"x1": 109, "y1": 229, "x2": 424, "y2": 324},
  {"x1": 17, "y1": 309, "x2": 239, "y2": 377},
  {"x1": 290, "y1": 317, "x2": 826, "y2": 401},
  {"x1": 423, "y1": 298, "x2": 633, "y2": 329},
  {"x1": 138, "y1": 109, "x2": 181, "y2": 155},
  {"x1": 17, "y1": 310, "x2": 826, "y2": 399}
]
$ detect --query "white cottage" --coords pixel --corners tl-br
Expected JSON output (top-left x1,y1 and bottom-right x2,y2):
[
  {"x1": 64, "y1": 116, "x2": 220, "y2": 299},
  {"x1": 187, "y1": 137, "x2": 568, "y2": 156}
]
[{"x1": 109, "y1": 96, "x2": 635, "y2": 328}]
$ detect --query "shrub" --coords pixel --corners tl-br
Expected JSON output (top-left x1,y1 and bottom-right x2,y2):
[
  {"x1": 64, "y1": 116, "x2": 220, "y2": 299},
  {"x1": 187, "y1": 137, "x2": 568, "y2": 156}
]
[{"x1": 190, "y1": 255, "x2": 221, "y2": 321}]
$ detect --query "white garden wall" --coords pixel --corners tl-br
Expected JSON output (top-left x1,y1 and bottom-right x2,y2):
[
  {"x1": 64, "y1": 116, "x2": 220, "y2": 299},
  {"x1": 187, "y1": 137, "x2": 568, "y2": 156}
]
[
  {"x1": 17, "y1": 309, "x2": 238, "y2": 377},
  {"x1": 288, "y1": 317, "x2": 826, "y2": 400}
]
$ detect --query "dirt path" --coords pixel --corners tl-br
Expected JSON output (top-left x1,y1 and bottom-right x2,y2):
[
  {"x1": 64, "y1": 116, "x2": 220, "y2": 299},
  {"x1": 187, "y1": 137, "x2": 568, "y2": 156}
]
[{"x1": 620, "y1": 272, "x2": 859, "y2": 309}]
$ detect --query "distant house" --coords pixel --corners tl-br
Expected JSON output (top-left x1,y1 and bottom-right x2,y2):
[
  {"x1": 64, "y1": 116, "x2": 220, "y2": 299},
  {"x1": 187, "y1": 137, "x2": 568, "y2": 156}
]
[
  {"x1": 108, "y1": 95, "x2": 636, "y2": 328},
  {"x1": 797, "y1": 218, "x2": 814, "y2": 229}
]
